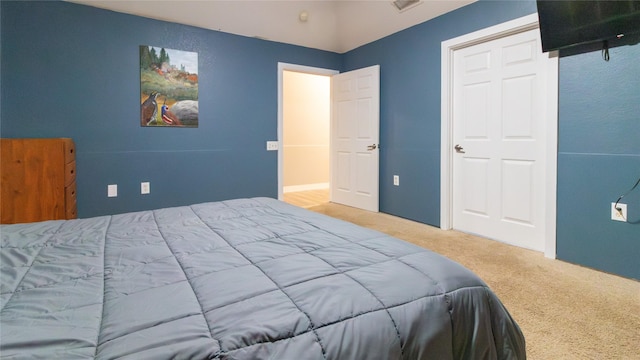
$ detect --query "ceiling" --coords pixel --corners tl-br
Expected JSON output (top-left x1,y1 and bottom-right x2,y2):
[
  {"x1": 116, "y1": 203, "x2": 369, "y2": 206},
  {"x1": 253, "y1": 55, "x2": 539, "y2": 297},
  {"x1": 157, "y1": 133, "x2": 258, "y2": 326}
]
[{"x1": 67, "y1": 0, "x2": 476, "y2": 53}]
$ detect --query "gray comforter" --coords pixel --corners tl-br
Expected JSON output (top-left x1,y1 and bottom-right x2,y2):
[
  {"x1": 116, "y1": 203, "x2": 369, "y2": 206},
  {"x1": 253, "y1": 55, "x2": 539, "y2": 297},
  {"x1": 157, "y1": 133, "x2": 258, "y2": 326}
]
[{"x1": 0, "y1": 197, "x2": 525, "y2": 359}]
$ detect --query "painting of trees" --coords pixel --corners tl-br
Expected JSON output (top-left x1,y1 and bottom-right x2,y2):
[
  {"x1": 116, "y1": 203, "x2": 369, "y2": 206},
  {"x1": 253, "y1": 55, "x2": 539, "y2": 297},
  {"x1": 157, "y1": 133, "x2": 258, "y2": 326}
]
[{"x1": 140, "y1": 45, "x2": 198, "y2": 127}]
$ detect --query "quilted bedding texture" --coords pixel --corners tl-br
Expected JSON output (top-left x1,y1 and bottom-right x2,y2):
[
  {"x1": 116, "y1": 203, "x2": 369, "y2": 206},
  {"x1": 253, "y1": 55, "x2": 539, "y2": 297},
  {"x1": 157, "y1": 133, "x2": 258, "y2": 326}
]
[{"x1": 0, "y1": 197, "x2": 525, "y2": 359}]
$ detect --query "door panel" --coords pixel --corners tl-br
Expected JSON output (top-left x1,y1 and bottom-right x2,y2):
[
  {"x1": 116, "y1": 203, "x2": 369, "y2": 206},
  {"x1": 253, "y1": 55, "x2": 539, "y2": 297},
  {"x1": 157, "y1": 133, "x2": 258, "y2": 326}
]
[
  {"x1": 331, "y1": 65, "x2": 380, "y2": 212},
  {"x1": 336, "y1": 152, "x2": 350, "y2": 191},
  {"x1": 501, "y1": 159, "x2": 534, "y2": 225},
  {"x1": 453, "y1": 29, "x2": 547, "y2": 251},
  {"x1": 463, "y1": 83, "x2": 491, "y2": 138},
  {"x1": 462, "y1": 158, "x2": 489, "y2": 216}
]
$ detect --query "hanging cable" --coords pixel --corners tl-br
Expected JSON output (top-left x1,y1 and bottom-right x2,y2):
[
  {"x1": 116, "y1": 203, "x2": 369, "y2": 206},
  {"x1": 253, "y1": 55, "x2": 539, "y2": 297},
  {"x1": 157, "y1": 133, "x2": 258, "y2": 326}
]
[{"x1": 614, "y1": 176, "x2": 640, "y2": 211}]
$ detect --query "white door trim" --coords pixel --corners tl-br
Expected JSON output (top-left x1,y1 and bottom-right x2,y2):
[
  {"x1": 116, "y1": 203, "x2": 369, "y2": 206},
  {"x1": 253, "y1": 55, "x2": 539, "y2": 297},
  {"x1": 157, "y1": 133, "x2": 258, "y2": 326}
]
[
  {"x1": 277, "y1": 63, "x2": 339, "y2": 201},
  {"x1": 440, "y1": 13, "x2": 559, "y2": 258}
]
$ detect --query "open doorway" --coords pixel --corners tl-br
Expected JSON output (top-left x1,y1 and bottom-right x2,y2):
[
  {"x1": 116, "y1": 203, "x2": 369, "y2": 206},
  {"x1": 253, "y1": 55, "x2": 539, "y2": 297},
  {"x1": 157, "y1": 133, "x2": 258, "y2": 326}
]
[
  {"x1": 277, "y1": 63, "x2": 338, "y2": 208},
  {"x1": 282, "y1": 70, "x2": 331, "y2": 208},
  {"x1": 277, "y1": 63, "x2": 380, "y2": 212}
]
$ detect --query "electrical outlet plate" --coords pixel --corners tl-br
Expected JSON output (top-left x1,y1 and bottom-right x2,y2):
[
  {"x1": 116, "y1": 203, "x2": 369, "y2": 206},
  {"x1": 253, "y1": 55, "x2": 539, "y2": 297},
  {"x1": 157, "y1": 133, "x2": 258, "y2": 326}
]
[
  {"x1": 611, "y1": 202, "x2": 627, "y2": 222},
  {"x1": 141, "y1": 182, "x2": 150, "y2": 195},
  {"x1": 266, "y1": 141, "x2": 279, "y2": 151},
  {"x1": 108, "y1": 184, "x2": 117, "y2": 197},
  {"x1": 393, "y1": 175, "x2": 399, "y2": 186}
]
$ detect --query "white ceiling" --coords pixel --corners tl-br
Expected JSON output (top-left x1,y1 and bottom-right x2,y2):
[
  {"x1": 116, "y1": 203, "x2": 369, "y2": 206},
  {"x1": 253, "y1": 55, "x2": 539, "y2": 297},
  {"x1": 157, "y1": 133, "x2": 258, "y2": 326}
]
[{"x1": 67, "y1": 0, "x2": 476, "y2": 53}]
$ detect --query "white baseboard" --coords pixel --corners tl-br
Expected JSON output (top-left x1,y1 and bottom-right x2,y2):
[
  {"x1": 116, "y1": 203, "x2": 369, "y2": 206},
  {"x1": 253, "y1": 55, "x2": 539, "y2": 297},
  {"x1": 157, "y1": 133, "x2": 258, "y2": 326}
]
[{"x1": 283, "y1": 182, "x2": 329, "y2": 193}]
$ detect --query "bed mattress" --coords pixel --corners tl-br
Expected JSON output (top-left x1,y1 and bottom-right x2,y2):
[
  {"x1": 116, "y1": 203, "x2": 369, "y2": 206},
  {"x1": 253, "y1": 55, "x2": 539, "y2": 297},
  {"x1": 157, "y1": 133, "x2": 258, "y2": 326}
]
[{"x1": 0, "y1": 197, "x2": 525, "y2": 359}]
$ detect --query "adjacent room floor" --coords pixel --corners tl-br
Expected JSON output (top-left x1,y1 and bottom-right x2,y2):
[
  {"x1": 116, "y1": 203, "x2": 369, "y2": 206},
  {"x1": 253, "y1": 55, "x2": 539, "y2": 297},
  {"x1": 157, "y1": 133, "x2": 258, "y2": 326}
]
[{"x1": 282, "y1": 189, "x2": 329, "y2": 209}]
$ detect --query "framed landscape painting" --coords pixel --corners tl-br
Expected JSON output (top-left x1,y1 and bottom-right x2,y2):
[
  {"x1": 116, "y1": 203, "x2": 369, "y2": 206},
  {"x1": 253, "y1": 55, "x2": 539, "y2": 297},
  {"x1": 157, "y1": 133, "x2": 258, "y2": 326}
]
[{"x1": 140, "y1": 45, "x2": 199, "y2": 127}]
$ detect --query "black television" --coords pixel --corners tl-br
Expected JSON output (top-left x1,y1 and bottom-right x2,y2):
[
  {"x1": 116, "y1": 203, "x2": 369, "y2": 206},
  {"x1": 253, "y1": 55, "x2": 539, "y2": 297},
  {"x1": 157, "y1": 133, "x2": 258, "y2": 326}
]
[{"x1": 536, "y1": 0, "x2": 640, "y2": 52}]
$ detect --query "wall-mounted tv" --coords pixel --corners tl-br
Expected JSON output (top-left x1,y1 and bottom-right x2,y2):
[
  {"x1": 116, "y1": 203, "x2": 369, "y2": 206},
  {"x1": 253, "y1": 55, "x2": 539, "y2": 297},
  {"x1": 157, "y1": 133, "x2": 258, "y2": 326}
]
[{"x1": 536, "y1": 0, "x2": 640, "y2": 52}]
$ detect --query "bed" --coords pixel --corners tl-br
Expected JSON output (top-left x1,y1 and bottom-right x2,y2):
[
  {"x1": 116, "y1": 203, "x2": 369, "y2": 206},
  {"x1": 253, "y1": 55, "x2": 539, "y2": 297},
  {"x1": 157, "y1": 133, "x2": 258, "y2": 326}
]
[{"x1": 0, "y1": 197, "x2": 525, "y2": 359}]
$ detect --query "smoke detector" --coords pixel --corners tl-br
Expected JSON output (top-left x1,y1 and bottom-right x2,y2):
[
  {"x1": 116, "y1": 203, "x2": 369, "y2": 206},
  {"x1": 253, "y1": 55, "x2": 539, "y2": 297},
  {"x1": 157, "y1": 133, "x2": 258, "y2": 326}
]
[{"x1": 391, "y1": 0, "x2": 422, "y2": 12}]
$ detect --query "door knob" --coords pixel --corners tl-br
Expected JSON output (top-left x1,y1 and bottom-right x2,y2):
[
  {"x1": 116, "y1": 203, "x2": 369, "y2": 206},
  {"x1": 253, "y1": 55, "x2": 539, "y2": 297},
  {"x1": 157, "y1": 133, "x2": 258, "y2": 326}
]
[
  {"x1": 454, "y1": 144, "x2": 465, "y2": 153},
  {"x1": 367, "y1": 144, "x2": 378, "y2": 151}
]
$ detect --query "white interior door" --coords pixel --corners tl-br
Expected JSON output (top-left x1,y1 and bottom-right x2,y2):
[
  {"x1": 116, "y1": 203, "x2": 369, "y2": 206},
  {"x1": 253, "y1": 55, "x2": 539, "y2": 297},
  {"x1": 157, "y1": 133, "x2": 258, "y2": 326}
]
[
  {"x1": 331, "y1": 65, "x2": 380, "y2": 212},
  {"x1": 452, "y1": 29, "x2": 549, "y2": 251}
]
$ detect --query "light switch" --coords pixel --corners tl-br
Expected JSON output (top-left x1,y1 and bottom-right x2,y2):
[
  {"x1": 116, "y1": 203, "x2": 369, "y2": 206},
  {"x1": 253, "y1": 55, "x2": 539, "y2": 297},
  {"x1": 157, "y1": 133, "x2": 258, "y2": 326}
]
[{"x1": 266, "y1": 141, "x2": 279, "y2": 151}]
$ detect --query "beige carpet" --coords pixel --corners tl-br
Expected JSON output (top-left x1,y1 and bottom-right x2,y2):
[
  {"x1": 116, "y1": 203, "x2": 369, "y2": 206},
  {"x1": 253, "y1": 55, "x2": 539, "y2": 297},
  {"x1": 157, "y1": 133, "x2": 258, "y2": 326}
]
[{"x1": 308, "y1": 202, "x2": 640, "y2": 360}]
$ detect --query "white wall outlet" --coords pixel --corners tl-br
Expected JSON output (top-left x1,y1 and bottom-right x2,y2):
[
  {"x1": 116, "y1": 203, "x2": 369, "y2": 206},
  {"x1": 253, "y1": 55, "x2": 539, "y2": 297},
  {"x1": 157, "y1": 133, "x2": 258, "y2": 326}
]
[
  {"x1": 266, "y1": 141, "x2": 279, "y2": 151},
  {"x1": 141, "y1": 182, "x2": 150, "y2": 195},
  {"x1": 393, "y1": 175, "x2": 399, "y2": 186},
  {"x1": 108, "y1": 184, "x2": 118, "y2": 197},
  {"x1": 611, "y1": 202, "x2": 627, "y2": 222}
]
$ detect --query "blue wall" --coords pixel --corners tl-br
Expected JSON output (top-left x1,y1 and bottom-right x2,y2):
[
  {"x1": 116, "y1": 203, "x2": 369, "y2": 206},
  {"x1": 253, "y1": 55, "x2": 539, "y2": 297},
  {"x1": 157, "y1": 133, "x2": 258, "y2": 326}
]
[
  {"x1": 1, "y1": 1, "x2": 341, "y2": 217},
  {"x1": 556, "y1": 44, "x2": 640, "y2": 279},
  {"x1": 2, "y1": 1, "x2": 638, "y2": 279}
]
